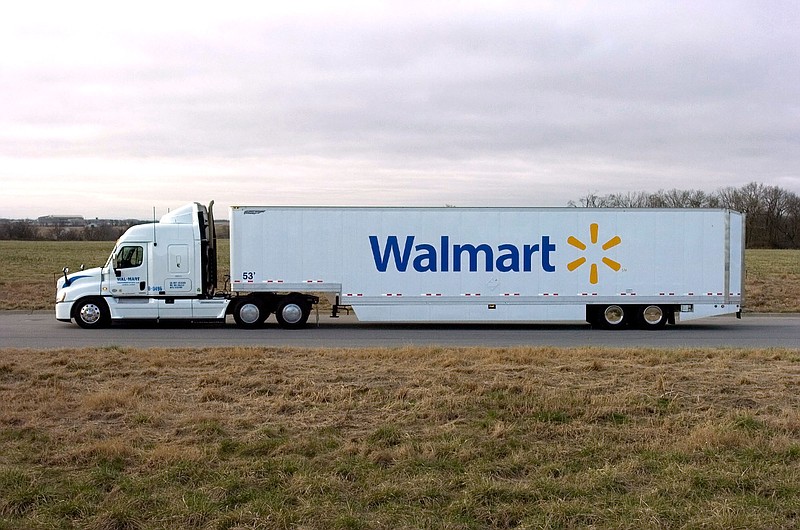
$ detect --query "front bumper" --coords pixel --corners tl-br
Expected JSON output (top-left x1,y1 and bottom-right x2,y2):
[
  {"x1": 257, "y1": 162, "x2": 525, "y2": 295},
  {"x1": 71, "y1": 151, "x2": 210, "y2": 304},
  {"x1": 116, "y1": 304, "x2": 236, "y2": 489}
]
[{"x1": 55, "y1": 301, "x2": 73, "y2": 322}]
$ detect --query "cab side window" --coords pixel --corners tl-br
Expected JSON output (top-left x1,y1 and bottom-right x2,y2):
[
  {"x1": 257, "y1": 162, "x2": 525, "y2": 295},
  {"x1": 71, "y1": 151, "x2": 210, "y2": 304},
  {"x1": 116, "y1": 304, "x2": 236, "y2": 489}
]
[{"x1": 116, "y1": 246, "x2": 143, "y2": 269}]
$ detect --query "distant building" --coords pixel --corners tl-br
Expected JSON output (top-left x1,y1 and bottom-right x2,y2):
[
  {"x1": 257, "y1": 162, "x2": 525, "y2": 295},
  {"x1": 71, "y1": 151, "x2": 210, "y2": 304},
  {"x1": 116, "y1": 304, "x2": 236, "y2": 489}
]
[
  {"x1": 35, "y1": 215, "x2": 147, "y2": 228},
  {"x1": 37, "y1": 215, "x2": 85, "y2": 227}
]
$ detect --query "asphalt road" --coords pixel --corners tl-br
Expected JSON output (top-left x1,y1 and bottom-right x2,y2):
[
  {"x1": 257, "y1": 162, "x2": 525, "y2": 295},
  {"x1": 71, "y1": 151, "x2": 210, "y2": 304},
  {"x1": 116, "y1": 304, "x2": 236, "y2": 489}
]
[{"x1": 1, "y1": 311, "x2": 797, "y2": 349}]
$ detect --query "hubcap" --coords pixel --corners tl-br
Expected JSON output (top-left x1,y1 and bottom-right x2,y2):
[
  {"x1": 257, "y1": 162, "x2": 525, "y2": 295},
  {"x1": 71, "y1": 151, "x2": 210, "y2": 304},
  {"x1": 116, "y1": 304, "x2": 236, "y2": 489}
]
[
  {"x1": 604, "y1": 305, "x2": 624, "y2": 325},
  {"x1": 79, "y1": 304, "x2": 101, "y2": 324},
  {"x1": 281, "y1": 303, "x2": 303, "y2": 324},
  {"x1": 642, "y1": 305, "x2": 664, "y2": 325},
  {"x1": 238, "y1": 303, "x2": 261, "y2": 324}
]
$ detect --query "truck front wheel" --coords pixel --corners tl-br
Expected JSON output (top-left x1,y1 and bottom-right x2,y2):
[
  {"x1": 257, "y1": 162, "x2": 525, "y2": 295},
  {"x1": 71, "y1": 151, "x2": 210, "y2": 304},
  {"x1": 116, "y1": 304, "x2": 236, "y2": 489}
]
[
  {"x1": 74, "y1": 298, "x2": 111, "y2": 329},
  {"x1": 275, "y1": 297, "x2": 310, "y2": 329},
  {"x1": 233, "y1": 298, "x2": 268, "y2": 328}
]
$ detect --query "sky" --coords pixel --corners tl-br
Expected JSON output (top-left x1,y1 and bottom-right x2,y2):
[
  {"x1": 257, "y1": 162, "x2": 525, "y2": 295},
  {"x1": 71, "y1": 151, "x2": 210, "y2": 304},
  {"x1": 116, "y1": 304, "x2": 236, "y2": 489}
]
[{"x1": 1, "y1": 0, "x2": 798, "y2": 219}]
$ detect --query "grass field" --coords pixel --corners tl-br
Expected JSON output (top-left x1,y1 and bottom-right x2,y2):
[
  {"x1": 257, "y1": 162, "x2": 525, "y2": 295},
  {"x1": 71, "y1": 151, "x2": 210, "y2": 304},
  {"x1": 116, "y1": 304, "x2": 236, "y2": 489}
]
[
  {"x1": 1, "y1": 345, "x2": 799, "y2": 529},
  {"x1": 744, "y1": 249, "x2": 800, "y2": 312},
  {"x1": 0, "y1": 240, "x2": 798, "y2": 313}
]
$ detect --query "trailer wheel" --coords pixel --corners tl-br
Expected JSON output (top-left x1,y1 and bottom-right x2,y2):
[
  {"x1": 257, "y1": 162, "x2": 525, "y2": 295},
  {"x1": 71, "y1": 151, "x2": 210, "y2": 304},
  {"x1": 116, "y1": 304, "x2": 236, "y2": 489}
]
[
  {"x1": 233, "y1": 298, "x2": 268, "y2": 328},
  {"x1": 74, "y1": 298, "x2": 110, "y2": 329},
  {"x1": 593, "y1": 304, "x2": 628, "y2": 329},
  {"x1": 636, "y1": 305, "x2": 668, "y2": 330},
  {"x1": 276, "y1": 297, "x2": 310, "y2": 329}
]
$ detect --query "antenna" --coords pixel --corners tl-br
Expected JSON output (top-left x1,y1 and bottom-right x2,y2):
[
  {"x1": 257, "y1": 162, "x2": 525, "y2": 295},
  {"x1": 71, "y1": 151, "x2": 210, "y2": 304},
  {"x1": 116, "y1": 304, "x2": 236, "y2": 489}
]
[{"x1": 153, "y1": 207, "x2": 158, "y2": 246}]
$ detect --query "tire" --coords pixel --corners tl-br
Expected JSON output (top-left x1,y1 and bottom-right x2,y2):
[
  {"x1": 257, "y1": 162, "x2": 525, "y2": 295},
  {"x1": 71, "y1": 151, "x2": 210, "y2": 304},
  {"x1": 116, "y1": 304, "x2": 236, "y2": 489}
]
[
  {"x1": 635, "y1": 305, "x2": 668, "y2": 330},
  {"x1": 73, "y1": 298, "x2": 111, "y2": 329},
  {"x1": 275, "y1": 297, "x2": 310, "y2": 329},
  {"x1": 233, "y1": 298, "x2": 268, "y2": 328},
  {"x1": 593, "y1": 304, "x2": 628, "y2": 330}
]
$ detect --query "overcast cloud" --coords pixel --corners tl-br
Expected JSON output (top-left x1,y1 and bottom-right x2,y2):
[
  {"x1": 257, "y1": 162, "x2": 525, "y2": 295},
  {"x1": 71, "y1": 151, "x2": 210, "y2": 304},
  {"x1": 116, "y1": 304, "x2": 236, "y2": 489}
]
[{"x1": 1, "y1": 1, "x2": 798, "y2": 218}]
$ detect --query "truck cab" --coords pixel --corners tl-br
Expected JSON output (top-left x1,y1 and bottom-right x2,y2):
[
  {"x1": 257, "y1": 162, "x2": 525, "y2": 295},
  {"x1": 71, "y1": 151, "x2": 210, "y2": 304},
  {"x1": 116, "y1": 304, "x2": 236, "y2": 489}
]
[{"x1": 56, "y1": 202, "x2": 226, "y2": 327}]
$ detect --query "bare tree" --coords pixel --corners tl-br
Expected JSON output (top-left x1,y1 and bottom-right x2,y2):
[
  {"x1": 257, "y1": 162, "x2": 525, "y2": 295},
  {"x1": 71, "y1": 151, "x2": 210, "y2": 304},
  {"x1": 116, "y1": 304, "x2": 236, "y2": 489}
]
[
  {"x1": 82, "y1": 225, "x2": 122, "y2": 241},
  {"x1": 571, "y1": 182, "x2": 800, "y2": 249},
  {"x1": 780, "y1": 193, "x2": 800, "y2": 247},
  {"x1": 7, "y1": 220, "x2": 39, "y2": 240}
]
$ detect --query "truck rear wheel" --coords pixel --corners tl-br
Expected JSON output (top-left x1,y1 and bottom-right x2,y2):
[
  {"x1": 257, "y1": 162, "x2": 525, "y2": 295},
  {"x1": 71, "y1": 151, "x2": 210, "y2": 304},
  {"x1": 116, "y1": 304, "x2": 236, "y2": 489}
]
[
  {"x1": 74, "y1": 298, "x2": 110, "y2": 329},
  {"x1": 635, "y1": 305, "x2": 668, "y2": 330},
  {"x1": 276, "y1": 297, "x2": 310, "y2": 329},
  {"x1": 592, "y1": 304, "x2": 628, "y2": 330},
  {"x1": 233, "y1": 298, "x2": 268, "y2": 328}
]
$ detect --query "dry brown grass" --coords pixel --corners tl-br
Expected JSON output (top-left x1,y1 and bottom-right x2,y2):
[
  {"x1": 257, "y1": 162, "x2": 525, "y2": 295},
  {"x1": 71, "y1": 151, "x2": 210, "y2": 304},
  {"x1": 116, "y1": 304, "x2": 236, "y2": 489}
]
[
  {"x1": 744, "y1": 249, "x2": 800, "y2": 312},
  {"x1": 1, "y1": 346, "x2": 799, "y2": 528}
]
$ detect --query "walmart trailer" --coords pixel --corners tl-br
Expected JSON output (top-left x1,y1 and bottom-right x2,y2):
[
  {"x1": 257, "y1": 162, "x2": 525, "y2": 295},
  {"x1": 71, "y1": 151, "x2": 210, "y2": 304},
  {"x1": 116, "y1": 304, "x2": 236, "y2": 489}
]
[
  {"x1": 229, "y1": 206, "x2": 744, "y2": 329},
  {"x1": 56, "y1": 203, "x2": 744, "y2": 330}
]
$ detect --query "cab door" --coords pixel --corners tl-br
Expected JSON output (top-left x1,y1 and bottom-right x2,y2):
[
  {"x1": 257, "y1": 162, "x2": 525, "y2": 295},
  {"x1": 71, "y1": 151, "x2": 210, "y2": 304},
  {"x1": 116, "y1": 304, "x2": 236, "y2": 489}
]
[
  {"x1": 111, "y1": 244, "x2": 149, "y2": 296},
  {"x1": 106, "y1": 243, "x2": 159, "y2": 319}
]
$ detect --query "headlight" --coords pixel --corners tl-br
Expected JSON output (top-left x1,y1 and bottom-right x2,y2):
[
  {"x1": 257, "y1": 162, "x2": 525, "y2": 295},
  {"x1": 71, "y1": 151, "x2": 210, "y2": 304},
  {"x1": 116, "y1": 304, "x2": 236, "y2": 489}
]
[{"x1": 57, "y1": 291, "x2": 66, "y2": 303}]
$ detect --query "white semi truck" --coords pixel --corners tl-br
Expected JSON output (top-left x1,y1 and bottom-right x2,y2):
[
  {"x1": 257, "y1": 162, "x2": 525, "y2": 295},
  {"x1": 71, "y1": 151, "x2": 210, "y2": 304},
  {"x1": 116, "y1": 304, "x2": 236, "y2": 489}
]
[{"x1": 56, "y1": 202, "x2": 745, "y2": 330}]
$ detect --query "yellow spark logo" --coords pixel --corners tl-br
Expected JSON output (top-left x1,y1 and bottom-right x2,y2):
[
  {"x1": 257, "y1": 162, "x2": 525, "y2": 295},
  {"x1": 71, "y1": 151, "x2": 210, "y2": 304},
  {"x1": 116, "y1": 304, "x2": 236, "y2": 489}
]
[{"x1": 567, "y1": 223, "x2": 622, "y2": 284}]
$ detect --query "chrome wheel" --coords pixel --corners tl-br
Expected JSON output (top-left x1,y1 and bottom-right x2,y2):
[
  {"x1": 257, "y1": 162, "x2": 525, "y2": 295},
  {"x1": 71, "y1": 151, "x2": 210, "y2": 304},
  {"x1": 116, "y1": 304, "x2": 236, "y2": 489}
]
[
  {"x1": 280, "y1": 303, "x2": 303, "y2": 325},
  {"x1": 276, "y1": 297, "x2": 311, "y2": 329},
  {"x1": 637, "y1": 305, "x2": 668, "y2": 330},
  {"x1": 79, "y1": 303, "x2": 101, "y2": 325},
  {"x1": 238, "y1": 302, "x2": 262, "y2": 325},
  {"x1": 642, "y1": 305, "x2": 664, "y2": 325},
  {"x1": 74, "y1": 298, "x2": 110, "y2": 329},
  {"x1": 603, "y1": 305, "x2": 625, "y2": 326},
  {"x1": 233, "y1": 298, "x2": 267, "y2": 328}
]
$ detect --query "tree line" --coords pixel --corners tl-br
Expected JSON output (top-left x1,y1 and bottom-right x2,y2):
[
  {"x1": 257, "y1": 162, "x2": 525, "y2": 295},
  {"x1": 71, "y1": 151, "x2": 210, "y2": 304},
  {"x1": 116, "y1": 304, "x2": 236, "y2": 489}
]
[
  {"x1": 0, "y1": 222, "x2": 127, "y2": 242},
  {"x1": 0, "y1": 221, "x2": 231, "y2": 241},
  {"x1": 570, "y1": 182, "x2": 800, "y2": 249}
]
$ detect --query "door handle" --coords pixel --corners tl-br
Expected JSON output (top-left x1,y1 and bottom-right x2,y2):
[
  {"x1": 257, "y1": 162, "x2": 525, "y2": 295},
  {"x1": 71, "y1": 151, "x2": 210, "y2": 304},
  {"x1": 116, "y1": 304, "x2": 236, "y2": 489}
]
[{"x1": 140, "y1": 281, "x2": 146, "y2": 291}]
